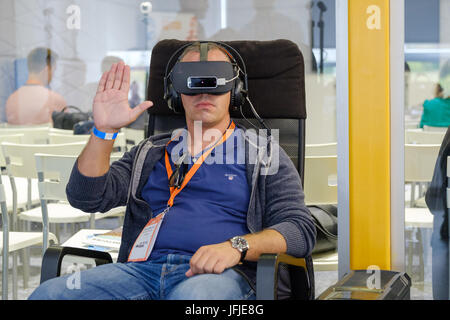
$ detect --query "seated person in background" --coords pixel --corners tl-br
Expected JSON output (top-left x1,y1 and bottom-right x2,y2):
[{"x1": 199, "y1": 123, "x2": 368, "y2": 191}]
[
  {"x1": 419, "y1": 60, "x2": 450, "y2": 129},
  {"x1": 29, "y1": 42, "x2": 315, "y2": 300},
  {"x1": 6, "y1": 47, "x2": 66, "y2": 125}
]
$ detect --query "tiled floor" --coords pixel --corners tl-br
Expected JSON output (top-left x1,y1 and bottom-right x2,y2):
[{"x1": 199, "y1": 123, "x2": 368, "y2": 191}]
[{"x1": 1, "y1": 217, "x2": 436, "y2": 300}]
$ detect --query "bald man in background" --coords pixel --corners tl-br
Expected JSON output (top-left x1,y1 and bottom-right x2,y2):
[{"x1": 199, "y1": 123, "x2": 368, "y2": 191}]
[{"x1": 6, "y1": 47, "x2": 66, "y2": 125}]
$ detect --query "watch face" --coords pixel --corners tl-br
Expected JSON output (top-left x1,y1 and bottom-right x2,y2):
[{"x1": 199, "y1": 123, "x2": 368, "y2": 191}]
[{"x1": 232, "y1": 237, "x2": 248, "y2": 251}]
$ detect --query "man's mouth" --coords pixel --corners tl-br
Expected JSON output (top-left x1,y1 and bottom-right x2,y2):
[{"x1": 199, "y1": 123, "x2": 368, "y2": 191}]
[{"x1": 195, "y1": 101, "x2": 214, "y2": 108}]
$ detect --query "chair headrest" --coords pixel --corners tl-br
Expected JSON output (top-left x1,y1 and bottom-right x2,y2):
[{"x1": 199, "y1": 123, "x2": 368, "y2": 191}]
[{"x1": 147, "y1": 39, "x2": 306, "y2": 120}]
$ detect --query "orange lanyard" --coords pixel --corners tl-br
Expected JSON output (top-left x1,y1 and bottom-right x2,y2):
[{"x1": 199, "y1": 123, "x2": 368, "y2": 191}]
[{"x1": 164, "y1": 121, "x2": 236, "y2": 207}]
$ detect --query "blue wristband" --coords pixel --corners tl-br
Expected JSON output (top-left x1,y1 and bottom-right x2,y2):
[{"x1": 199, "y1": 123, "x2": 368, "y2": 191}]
[{"x1": 93, "y1": 127, "x2": 118, "y2": 140}]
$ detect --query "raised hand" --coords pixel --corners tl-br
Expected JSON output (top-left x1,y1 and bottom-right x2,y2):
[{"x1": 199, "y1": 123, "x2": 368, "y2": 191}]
[{"x1": 93, "y1": 61, "x2": 153, "y2": 132}]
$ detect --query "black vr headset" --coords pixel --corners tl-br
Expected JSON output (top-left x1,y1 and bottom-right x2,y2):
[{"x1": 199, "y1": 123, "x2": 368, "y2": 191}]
[{"x1": 163, "y1": 41, "x2": 248, "y2": 114}]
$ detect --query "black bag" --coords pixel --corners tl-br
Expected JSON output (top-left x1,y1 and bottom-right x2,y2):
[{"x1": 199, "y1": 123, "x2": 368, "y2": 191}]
[
  {"x1": 52, "y1": 106, "x2": 92, "y2": 130},
  {"x1": 318, "y1": 270, "x2": 411, "y2": 300},
  {"x1": 309, "y1": 205, "x2": 338, "y2": 254},
  {"x1": 73, "y1": 120, "x2": 94, "y2": 135}
]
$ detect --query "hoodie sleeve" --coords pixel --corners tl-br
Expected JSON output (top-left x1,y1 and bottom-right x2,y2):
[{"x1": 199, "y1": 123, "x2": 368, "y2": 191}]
[
  {"x1": 263, "y1": 146, "x2": 317, "y2": 258},
  {"x1": 66, "y1": 144, "x2": 139, "y2": 213}
]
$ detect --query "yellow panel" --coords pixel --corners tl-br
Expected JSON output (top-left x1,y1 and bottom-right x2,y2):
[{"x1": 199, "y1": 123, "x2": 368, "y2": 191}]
[{"x1": 348, "y1": 0, "x2": 391, "y2": 270}]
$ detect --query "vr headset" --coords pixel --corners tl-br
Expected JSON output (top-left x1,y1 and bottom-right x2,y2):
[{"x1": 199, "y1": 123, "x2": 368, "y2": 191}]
[{"x1": 164, "y1": 41, "x2": 248, "y2": 114}]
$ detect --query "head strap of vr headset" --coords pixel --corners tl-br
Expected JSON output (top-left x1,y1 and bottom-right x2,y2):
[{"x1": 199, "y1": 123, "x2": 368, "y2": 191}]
[{"x1": 200, "y1": 42, "x2": 209, "y2": 61}]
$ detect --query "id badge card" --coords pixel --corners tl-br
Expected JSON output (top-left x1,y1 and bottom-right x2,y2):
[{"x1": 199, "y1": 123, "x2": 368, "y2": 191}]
[{"x1": 127, "y1": 211, "x2": 166, "y2": 262}]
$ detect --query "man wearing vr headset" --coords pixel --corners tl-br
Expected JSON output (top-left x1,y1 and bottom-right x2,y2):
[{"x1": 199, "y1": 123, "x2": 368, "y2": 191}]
[{"x1": 29, "y1": 42, "x2": 315, "y2": 300}]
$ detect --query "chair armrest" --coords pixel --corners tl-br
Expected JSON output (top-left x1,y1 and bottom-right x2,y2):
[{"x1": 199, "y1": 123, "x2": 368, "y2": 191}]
[
  {"x1": 40, "y1": 245, "x2": 113, "y2": 284},
  {"x1": 256, "y1": 253, "x2": 312, "y2": 300}
]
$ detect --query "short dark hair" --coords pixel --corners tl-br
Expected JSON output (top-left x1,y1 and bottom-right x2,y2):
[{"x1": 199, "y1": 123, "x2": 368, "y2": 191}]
[
  {"x1": 179, "y1": 42, "x2": 231, "y2": 62},
  {"x1": 27, "y1": 47, "x2": 58, "y2": 73}
]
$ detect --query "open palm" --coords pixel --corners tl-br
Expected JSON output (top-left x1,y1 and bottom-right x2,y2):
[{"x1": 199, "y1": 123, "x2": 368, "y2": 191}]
[{"x1": 93, "y1": 61, "x2": 153, "y2": 132}]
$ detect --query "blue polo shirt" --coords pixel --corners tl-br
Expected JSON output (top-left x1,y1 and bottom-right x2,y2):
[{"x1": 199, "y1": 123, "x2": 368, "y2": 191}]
[{"x1": 141, "y1": 126, "x2": 250, "y2": 260}]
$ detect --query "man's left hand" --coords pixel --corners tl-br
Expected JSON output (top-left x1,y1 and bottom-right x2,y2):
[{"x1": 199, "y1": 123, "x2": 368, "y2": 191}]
[{"x1": 185, "y1": 241, "x2": 241, "y2": 277}]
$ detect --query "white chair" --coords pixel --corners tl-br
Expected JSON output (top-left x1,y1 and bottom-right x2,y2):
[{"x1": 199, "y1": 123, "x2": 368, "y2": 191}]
[
  {"x1": 49, "y1": 132, "x2": 126, "y2": 152},
  {"x1": 423, "y1": 125, "x2": 448, "y2": 132},
  {"x1": 0, "y1": 127, "x2": 50, "y2": 144},
  {"x1": 32, "y1": 153, "x2": 125, "y2": 253},
  {"x1": 1, "y1": 175, "x2": 58, "y2": 300},
  {"x1": 405, "y1": 144, "x2": 441, "y2": 207},
  {"x1": 48, "y1": 128, "x2": 74, "y2": 135},
  {"x1": 0, "y1": 134, "x2": 24, "y2": 167},
  {"x1": 48, "y1": 133, "x2": 90, "y2": 144},
  {"x1": 1, "y1": 142, "x2": 87, "y2": 233},
  {"x1": 0, "y1": 134, "x2": 41, "y2": 214},
  {"x1": 304, "y1": 155, "x2": 338, "y2": 271},
  {"x1": 0, "y1": 123, "x2": 51, "y2": 129},
  {"x1": 405, "y1": 129, "x2": 446, "y2": 145},
  {"x1": 303, "y1": 155, "x2": 337, "y2": 206},
  {"x1": 122, "y1": 127, "x2": 145, "y2": 150},
  {"x1": 305, "y1": 142, "x2": 337, "y2": 157}
]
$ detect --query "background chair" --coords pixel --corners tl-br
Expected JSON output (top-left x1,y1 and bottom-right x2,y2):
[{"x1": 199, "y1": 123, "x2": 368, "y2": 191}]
[
  {"x1": 405, "y1": 129, "x2": 446, "y2": 145},
  {"x1": 39, "y1": 39, "x2": 315, "y2": 300},
  {"x1": 33, "y1": 153, "x2": 125, "y2": 254},
  {"x1": 121, "y1": 127, "x2": 145, "y2": 151},
  {"x1": 423, "y1": 125, "x2": 449, "y2": 132},
  {"x1": 48, "y1": 132, "x2": 127, "y2": 155},
  {"x1": 48, "y1": 128, "x2": 74, "y2": 135},
  {"x1": 305, "y1": 142, "x2": 337, "y2": 157},
  {"x1": 405, "y1": 143, "x2": 441, "y2": 207},
  {"x1": 1, "y1": 142, "x2": 87, "y2": 238},
  {"x1": 1, "y1": 174, "x2": 57, "y2": 300},
  {"x1": 0, "y1": 134, "x2": 38, "y2": 214},
  {"x1": 0, "y1": 126, "x2": 50, "y2": 144},
  {"x1": 304, "y1": 156, "x2": 337, "y2": 206}
]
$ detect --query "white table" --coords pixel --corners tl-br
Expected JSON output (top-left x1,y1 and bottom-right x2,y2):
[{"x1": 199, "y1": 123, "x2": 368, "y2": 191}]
[{"x1": 62, "y1": 229, "x2": 119, "y2": 265}]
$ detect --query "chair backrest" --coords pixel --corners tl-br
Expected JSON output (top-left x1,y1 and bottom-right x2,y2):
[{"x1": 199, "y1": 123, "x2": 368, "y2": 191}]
[
  {"x1": 405, "y1": 144, "x2": 441, "y2": 182},
  {"x1": 34, "y1": 153, "x2": 122, "y2": 201},
  {"x1": 0, "y1": 123, "x2": 51, "y2": 129},
  {"x1": 146, "y1": 39, "x2": 307, "y2": 181},
  {"x1": 48, "y1": 128, "x2": 74, "y2": 135},
  {"x1": 423, "y1": 125, "x2": 449, "y2": 132},
  {"x1": 147, "y1": 39, "x2": 312, "y2": 300},
  {"x1": 0, "y1": 127, "x2": 50, "y2": 144},
  {"x1": 303, "y1": 155, "x2": 337, "y2": 205},
  {"x1": 405, "y1": 129, "x2": 446, "y2": 145},
  {"x1": 0, "y1": 134, "x2": 24, "y2": 167},
  {"x1": 1, "y1": 142, "x2": 86, "y2": 179},
  {"x1": 48, "y1": 132, "x2": 126, "y2": 151},
  {"x1": 48, "y1": 133, "x2": 90, "y2": 144},
  {"x1": 305, "y1": 142, "x2": 337, "y2": 157},
  {"x1": 122, "y1": 127, "x2": 145, "y2": 149}
]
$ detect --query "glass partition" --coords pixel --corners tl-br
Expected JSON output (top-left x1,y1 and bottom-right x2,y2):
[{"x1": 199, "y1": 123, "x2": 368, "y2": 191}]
[
  {"x1": 404, "y1": 0, "x2": 450, "y2": 300},
  {"x1": 0, "y1": 0, "x2": 338, "y2": 299}
]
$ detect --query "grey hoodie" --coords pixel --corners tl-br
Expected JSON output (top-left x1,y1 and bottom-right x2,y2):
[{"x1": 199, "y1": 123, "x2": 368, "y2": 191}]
[{"x1": 66, "y1": 126, "x2": 316, "y2": 298}]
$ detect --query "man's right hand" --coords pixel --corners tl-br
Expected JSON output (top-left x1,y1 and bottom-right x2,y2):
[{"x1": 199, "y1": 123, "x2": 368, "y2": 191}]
[{"x1": 93, "y1": 61, "x2": 153, "y2": 132}]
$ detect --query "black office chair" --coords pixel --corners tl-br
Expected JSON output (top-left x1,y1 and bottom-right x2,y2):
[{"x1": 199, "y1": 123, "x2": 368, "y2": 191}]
[{"x1": 40, "y1": 39, "x2": 315, "y2": 300}]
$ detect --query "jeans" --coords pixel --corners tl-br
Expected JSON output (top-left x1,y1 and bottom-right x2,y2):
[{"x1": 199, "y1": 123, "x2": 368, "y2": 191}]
[
  {"x1": 431, "y1": 212, "x2": 449, "y2": 300},
  {"x1": 28, "y1": 254, "x2": 256, "y2": 300}
]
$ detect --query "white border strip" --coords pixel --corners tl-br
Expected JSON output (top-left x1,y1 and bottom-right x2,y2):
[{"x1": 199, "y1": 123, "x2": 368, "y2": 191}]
[
  {"x1": 390, "y1": 0, "x2": 405, "y2": 272},
  {"x1": 336, "y1": 0, "x2": 350, "y2": 279}
]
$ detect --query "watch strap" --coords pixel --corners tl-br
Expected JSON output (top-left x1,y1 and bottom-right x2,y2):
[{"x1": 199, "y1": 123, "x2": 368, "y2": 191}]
[{"x1": 239, "y1": 249, "x2": 247, "y2": 263}]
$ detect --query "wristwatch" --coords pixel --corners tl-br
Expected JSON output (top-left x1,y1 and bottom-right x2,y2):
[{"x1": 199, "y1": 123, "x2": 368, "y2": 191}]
[{"x1": 229, "y1": 236, "x2": 249, "y2": 262}]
